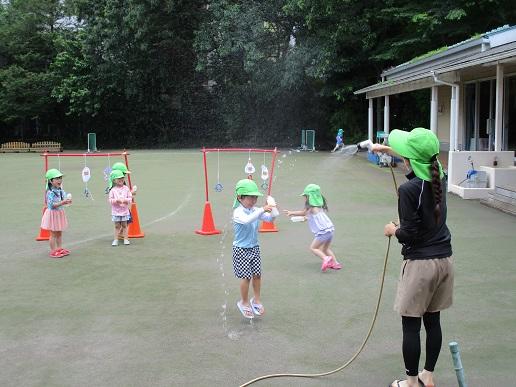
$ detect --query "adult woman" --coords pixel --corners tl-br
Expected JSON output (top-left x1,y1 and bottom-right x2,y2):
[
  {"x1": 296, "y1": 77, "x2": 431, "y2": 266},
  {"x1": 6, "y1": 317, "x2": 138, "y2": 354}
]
[{"x1": 372, "y1": 127, "x2": 454, "y2": 387}]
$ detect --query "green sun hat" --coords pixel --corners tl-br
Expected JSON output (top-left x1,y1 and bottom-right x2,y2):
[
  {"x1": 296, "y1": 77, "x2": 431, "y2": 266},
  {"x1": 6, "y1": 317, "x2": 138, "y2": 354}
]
[
  {"x1": 45, "y1": 168, "x2": 63, "y2": 180},
  {"x1": 388, "y1": 127, "x2": 443, "y2": 182},
  {"x1": 233, "y1": 179, "x2": 263, "y2": 208},
  {"x1": 112, "y1": 162, "x2": 131, "y2": 174},
  {"x1": 109, "y1": 169, "x2": 125, "y2": 188},
  {"x1": 301, "y1": 183, "x2": 324, "y2": 207}
]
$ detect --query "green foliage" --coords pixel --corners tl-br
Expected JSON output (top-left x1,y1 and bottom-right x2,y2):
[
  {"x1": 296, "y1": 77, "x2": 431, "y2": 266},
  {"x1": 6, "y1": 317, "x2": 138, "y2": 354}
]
[{"x1": 1, "y1": 0, "x2": 516, "y2": 147}]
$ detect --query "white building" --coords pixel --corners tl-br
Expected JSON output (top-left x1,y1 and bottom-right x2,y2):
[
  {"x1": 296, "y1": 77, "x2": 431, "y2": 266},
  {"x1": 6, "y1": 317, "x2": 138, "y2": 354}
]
[{"x1": 355, "y1": 25, "x2": 516, "y2": 201}]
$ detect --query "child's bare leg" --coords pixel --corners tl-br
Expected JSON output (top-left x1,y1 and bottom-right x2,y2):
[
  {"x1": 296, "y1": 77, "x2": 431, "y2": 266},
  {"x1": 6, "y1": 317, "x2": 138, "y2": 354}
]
[
  {"x1": 310, "y1": 239, "x2": 327, "y2": 260},
  {"x1": 49, "y1": 231, "x2": 57, "y2": 252},
  {"x1": 240, "y1": 278, "x2": 251, "y2": 306},
  {"x1": 55, "y1": 231, "x2": 63, "y2": 249},
  {"x1": 322, "y1": 241, "x2": 339, "y2": 262},
  {"x1": 114, "y1": 222, "x2": 121, "y2": 240},
  {"x1": 251, "y1": 275, "x2": 261, "y2": 304},
  {"x1": 120, "y1": 221, "x2": 128, "y2": 239}
]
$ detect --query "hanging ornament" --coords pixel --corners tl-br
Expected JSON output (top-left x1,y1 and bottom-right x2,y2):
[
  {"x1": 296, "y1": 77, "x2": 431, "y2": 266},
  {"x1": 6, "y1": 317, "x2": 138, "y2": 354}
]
[
  {"x1": 81, "y1": 162, "x2": 94, "y2": 200},
  {"x1": 103, "y1": 167, "x2": 111, "y2": 182},
  {"x1": 82, "y1": 166, "x2": 91, "y2": 183},
  {"x1": 244, "y1": 158, "x2": 255, "y2": 175},
  {"x1": 260, "y1": 165, "x2": 269, "y2": 190},
  {"x1": 214, "y1": 149, "x2": 223, "y2": 192}
]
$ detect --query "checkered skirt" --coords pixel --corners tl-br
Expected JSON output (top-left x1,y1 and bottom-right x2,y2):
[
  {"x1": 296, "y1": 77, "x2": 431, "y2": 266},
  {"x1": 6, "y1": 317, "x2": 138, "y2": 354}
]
[{"x1": 232, "y1": 245, "x2": 261, "y2": 279}]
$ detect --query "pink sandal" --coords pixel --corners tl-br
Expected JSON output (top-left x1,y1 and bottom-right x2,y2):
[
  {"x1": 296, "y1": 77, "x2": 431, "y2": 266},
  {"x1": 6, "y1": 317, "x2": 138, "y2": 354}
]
[
  {"x1": 49, "y1": 250, "x2": 64, "y2": 258},
  {"x1": 330, "y1": 259, "x2": 342, "y2": 270},
  {"x1": 321, "y1": 256, "x2": 332, "y2": 272},
  {"x1": 237, "y1": 301, "x2": 254, "y2": 319}
]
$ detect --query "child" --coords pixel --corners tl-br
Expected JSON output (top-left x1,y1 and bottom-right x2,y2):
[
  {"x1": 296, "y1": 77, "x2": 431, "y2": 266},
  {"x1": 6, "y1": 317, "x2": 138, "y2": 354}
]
[
  {"x1": 372, "y1": 128, "x2": 453, "y2": 387},
  {"x1": 41, "y1": 169, "x2": 72, "y2": 258},
  {"x1": 111, "y1": 161, "x2": 137, "y2": 224},
  {"x1": 331, "y1": 128, "x2": 344, "y2": 152},
  {"x1": 108, "y1": 169, "x2": 132, "y2": 246},
  {"x1": 232, "y1": 179, "x2": 278, "y2": 319},
  {"x1": 111, "y1": 162, "x2": 137, "y2": 194},
  {"x1": 284, "y1": 184, "x2": 342, "y2": 271}
]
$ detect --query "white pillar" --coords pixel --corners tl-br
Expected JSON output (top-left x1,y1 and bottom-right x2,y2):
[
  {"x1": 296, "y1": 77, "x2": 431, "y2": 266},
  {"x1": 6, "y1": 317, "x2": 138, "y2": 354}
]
[
  {"x1": 430, "y1": 86, "x2": 438, "y2": 134},
  {"x1": 449, "y1": 87, "x2": 456, "y2": 151},
  {"x1": 384, "y1": 95, "x2": 390, "y2": 135},
  {"x1": 368, "y1": 98, "x2": 374, "y2": 141},
  {"x1": 474, "y1": 82, "x2": 480, "y2": 150},
  {"x1": 454, "y1": 85, "x2": 460, "y2": 150},
  {"x1": 495, "y1": 63, "x2": 504, "y2": 151}
]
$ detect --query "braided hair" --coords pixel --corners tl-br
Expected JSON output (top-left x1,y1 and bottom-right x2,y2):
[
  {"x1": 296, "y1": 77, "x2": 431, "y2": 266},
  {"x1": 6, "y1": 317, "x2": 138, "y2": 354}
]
[{"x1": 430, "y1": 155, "x2": 442, "y2": 224}]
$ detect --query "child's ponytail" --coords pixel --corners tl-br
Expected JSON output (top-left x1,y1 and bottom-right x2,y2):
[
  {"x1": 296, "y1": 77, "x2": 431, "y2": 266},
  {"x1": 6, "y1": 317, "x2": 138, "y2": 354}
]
[{"x1": 430, "y1": 156, "x2": 442, "y2": 224}]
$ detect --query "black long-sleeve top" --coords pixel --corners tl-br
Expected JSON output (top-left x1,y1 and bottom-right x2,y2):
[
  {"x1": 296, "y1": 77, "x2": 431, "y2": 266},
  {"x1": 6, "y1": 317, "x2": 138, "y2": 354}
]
[{"x1": 394, "y1": 171, "x2": 453, "y2": 260}]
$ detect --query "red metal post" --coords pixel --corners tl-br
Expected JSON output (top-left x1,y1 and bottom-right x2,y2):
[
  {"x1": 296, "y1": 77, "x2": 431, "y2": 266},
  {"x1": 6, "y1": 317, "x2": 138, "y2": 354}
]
[{"x1": 123, "y1": 151, "x2": 133, "y2": 190}]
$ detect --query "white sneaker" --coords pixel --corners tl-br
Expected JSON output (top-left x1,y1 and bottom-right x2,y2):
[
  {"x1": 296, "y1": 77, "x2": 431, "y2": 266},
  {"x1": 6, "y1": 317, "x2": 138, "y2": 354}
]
[
  {"x1": 112, "y1": 239, "x2": 119, "y2": 246},
  {"x1": 123, "y1": 239, "x2": 130, "y2": 245}
]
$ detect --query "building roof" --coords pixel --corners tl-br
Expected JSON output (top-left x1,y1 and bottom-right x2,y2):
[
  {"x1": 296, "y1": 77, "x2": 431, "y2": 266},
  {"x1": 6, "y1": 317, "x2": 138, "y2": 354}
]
[{"x1": 355, "y1": 25, "x2": 516, "y2": 98}]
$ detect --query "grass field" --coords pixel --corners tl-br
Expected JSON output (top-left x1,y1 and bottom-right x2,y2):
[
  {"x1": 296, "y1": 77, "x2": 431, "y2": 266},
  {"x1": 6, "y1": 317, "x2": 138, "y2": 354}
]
[{"x1": 0, "y1": 149, "x2": 515, "y2": 386}]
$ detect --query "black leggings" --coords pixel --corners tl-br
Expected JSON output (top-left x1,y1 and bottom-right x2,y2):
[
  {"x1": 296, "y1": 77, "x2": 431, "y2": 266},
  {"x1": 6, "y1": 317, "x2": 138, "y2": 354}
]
[{"x1": 402, "y1": 312, "x2": 442, "y2": 376}]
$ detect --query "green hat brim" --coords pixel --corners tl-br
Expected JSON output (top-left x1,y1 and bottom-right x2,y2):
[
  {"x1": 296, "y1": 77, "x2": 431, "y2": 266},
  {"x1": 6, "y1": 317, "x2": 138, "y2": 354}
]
[
  {"x1": 301, "y1": 184, "x2": 324, "y2": 207},
  {"x1": 388, "y1": 128, "x2": 443, "y2": 182}
]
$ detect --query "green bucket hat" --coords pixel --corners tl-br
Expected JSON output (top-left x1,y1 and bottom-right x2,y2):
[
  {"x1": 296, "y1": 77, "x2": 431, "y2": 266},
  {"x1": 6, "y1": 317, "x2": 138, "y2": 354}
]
[
  {"x1": 388, "y1": 127, "x2": 443, "y2": 182},
  {"x1": 109, "y1": 169, "x2": 125, "y2": 188},
  {"x1": 233, "y1": 179, "x2": 263, "y2": 208},
  {"x1": 45, "y1": 168, "x2": 63, "y2": 180},
  {"x1": 301, "y1": 184, "x2": 324, "y2": 207},
  {"x1": 112, "y1": 162, "x2": 131, "y2": 174}
]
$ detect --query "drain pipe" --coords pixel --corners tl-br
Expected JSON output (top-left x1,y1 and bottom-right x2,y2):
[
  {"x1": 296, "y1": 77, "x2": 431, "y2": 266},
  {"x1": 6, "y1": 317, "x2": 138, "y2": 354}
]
[{"x1": 432, "y1": 71, "x2": 459, "y2": 151}]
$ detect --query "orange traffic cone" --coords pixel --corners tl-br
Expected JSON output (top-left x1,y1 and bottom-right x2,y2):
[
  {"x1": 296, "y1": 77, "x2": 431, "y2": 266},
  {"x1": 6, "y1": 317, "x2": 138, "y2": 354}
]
[
  {"x1": 36, "y1": 206, "x2": 50, "y2": 241},
  {"x1": 195, "y1": 201, "x2": 221, "y2": 235},
  {"x1": 259, "y1": 220, "x2": 278, "y2": 233},
  {"x1": 128, "y1": 202, "x2": 144, "y2": 238}
]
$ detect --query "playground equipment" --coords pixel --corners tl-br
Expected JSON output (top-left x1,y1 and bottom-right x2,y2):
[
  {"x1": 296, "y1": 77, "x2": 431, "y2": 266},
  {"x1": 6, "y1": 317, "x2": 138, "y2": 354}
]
[
  {"x1": 87, "y1": 133, "x2": 97, "y2": 152},
  {"x1": 195, "y1": 148, "x2": 279, "y2": 235},
  {"x1": 299, "y1": 129, "x2": 315, "y2": 151},
  {"x1": 36, "y1": 151, "x2": 143, "y2": 241}
]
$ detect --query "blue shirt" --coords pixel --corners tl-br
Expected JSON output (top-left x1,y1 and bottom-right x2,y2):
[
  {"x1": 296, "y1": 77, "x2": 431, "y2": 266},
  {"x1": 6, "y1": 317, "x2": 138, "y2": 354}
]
[
  {"x1": 46, "y1": 188, "x2": 66, "y2": 210},
  {"x1": 232, "y1": 205, "x2": 273, "y2": 248}
]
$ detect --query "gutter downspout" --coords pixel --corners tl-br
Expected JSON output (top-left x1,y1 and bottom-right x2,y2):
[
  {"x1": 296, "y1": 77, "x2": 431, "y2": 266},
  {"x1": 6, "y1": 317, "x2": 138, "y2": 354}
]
[{"x1": 432, "y1": 71, "x2": 460, "y2": 192}]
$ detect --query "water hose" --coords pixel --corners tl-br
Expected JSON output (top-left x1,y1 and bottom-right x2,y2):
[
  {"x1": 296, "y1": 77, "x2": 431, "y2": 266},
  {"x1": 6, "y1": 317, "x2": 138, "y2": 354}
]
[
  {"x1": 239, "y1": 165, "x2": 400, "y2": 387},
  {"x1": 239, "y1": 237, "x2": 392, "y2": 386}
]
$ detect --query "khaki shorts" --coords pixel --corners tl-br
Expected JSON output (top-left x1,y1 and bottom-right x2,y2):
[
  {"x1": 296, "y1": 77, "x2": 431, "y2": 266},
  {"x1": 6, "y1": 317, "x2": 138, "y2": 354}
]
[{"x1": 394, "y1": 257, "x2": 454, "y2": 317}]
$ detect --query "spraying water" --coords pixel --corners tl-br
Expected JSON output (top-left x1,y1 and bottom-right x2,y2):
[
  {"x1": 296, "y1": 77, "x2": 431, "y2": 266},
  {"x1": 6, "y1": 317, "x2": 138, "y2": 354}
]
[{"x1": 335, "y1": 139, "x2": 373, "y2": 160}]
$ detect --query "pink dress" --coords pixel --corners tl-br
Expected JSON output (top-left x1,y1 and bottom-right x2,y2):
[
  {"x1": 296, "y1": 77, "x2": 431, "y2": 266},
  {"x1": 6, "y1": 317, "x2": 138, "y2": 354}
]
[{"x1": 41, "y1": 189, "x2": 68, "y2": 231}]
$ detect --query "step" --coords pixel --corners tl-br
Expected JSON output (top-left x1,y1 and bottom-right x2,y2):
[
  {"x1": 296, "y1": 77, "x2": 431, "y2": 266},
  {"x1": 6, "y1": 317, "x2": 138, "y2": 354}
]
[
  {"x1": 480, "y1": 196, "x2": 516, "y2": 216},
  {"x1": 495, "y1": 185, "x2": 516, "y2": 199}
]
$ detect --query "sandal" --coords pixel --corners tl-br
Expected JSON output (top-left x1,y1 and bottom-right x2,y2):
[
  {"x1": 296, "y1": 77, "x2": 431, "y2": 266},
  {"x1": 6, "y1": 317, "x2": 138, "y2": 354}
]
[
  {"x1": 57, "y1": 248, "x2": 70, "y2": 256},
  {"x1": 250, "y1": 297, "x2": 264, "y2": 316},
  {"x1": 329, "y1": 259, "x2": 342, "y2": 270},
  {"x1": 321, "y1": 256, "x2": 332, "y2": 272},
  {"x1": 237, "y1": 301, "x2": 254, "y2": 319},
  {"x1": 49, "y1": 250, "x2": 64, "y2": 258}
]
